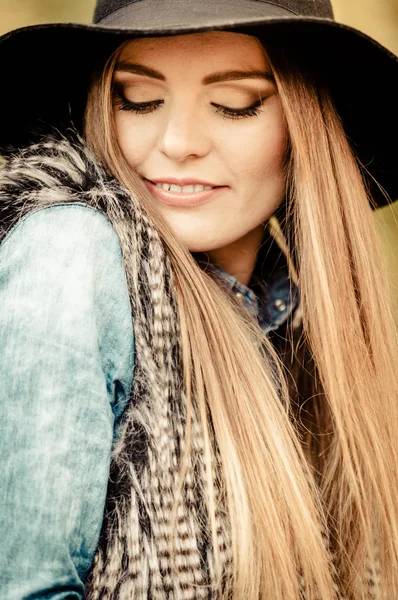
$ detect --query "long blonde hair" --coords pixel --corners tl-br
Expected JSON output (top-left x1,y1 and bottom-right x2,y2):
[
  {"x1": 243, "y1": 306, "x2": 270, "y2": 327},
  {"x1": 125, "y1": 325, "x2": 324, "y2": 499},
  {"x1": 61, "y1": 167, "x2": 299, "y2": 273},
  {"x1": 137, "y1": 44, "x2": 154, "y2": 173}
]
[{"x1": 84, "y1": 37, "x2": 398, "y2": 599}]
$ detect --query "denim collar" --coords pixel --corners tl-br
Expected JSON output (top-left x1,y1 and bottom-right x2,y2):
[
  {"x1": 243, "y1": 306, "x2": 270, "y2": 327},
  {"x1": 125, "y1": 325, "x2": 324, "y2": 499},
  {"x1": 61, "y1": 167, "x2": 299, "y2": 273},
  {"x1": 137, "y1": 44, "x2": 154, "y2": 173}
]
[{"x1": 206, "y1": 231, "x2": 300, "y2": 335}]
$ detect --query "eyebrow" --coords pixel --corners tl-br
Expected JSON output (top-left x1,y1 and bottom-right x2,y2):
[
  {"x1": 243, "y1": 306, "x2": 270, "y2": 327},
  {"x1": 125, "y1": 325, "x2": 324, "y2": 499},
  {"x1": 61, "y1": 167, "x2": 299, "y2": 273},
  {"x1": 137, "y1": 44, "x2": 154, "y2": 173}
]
[{"x1": 115, "y1": 61, "x2": 275, "y2": 84}]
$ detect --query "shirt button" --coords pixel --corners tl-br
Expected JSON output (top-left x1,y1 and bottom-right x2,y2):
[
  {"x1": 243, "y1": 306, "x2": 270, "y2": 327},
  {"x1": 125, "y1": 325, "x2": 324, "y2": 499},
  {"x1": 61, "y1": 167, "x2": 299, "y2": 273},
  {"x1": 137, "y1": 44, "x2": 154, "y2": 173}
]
[
  {"x1": 236, "y1": 292, "x2": 245, "y2": 302},
  {"x1": 274, "y1": 299, "x2": 287, "y2": 312}
]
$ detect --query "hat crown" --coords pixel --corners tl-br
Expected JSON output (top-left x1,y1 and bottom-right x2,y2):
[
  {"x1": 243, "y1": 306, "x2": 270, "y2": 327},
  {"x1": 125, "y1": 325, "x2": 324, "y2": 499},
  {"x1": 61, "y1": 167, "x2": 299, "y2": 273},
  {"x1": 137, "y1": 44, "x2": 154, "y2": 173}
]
[{"x1": 93, "y1": 0, "x2": 334, "y2": 24}]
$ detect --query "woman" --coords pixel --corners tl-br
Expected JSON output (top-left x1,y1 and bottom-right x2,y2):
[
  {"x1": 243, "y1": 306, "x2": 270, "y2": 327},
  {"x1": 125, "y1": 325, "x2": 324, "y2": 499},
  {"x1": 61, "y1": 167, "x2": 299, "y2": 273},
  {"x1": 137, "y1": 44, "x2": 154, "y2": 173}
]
[{"x1": 0, "y1": 1, "x2": 397, "y2": 598}]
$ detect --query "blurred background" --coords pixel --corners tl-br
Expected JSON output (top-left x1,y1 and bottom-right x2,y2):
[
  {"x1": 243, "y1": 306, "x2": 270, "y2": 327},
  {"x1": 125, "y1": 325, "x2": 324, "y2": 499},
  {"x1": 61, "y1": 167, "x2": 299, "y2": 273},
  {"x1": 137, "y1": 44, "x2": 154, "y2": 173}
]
[{"x1": 0, "y1": 0, "x2": 397, "y2": 315}]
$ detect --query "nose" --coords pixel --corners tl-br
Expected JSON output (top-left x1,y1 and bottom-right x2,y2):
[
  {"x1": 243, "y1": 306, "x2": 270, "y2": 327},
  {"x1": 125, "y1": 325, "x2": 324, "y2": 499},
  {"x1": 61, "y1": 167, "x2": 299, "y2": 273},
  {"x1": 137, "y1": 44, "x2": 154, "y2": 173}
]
[{"x1": 159, "y1": 101, "x2": 211, "y2": 162}]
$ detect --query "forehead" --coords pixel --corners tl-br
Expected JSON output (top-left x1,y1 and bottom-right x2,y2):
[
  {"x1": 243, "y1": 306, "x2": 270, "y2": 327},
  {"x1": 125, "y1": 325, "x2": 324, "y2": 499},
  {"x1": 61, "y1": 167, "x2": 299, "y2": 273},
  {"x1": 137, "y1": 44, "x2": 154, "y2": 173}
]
[{"x1": 118, "y1": 31, "x2": 268, "y2": 69}]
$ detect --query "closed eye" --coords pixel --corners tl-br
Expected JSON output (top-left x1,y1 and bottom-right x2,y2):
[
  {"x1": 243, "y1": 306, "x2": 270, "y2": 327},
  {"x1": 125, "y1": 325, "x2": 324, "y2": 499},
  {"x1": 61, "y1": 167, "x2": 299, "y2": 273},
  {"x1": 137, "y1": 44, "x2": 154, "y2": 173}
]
[
  {"x1": 114, "y1": 92, "x2": 266, "y2": 120},
  {"x1": 211, "y1": 99, "x2": 265, "y2": 120}
]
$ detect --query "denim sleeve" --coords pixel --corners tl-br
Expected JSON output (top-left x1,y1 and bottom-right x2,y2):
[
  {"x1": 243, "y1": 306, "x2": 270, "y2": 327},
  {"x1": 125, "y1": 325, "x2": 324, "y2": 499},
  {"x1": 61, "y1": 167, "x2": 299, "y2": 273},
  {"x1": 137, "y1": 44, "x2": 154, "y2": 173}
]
[{"x1": 0, "y1": 203, "x2": 135, "y2": 599}]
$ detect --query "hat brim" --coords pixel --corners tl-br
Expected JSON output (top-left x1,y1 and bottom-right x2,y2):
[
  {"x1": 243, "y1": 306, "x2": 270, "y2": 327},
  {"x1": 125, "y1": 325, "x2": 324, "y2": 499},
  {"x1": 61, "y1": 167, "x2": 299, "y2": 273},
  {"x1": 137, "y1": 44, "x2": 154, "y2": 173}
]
[{"x1": 0, "y1": 17, "x2": 396, "y2": 208}]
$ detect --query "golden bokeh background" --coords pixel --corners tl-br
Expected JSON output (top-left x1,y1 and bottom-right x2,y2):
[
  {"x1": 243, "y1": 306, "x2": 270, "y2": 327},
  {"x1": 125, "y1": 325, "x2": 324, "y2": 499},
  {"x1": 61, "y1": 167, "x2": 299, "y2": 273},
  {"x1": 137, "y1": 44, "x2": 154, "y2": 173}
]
[{"x1": 1, "y1": 0, "x2": 397, "y2": 315}]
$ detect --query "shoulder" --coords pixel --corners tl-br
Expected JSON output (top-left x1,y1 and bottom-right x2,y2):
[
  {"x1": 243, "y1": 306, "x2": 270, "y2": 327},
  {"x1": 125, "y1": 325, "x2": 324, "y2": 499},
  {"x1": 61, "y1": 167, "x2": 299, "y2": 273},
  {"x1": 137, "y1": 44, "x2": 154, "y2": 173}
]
[
  {"x1": 0, "y1": 202, "x2": 131, "y2": 334},
  {"x1": 0, "y1": 202, "x2": 123, "y2": 262},
  {"x1": 0, "y1": 130, "x2": 131, "y2": 254},
  {"x1": 0, "y1": 201, "x2": 131, "y2": 334}
]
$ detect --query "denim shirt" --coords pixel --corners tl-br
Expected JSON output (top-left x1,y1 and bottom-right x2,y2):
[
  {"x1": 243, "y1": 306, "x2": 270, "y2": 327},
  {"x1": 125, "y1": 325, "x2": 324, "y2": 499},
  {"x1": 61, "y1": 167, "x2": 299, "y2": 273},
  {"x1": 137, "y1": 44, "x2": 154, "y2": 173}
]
[{"x1": 0, "y1": 204, "x2": 298, "y2": 598}]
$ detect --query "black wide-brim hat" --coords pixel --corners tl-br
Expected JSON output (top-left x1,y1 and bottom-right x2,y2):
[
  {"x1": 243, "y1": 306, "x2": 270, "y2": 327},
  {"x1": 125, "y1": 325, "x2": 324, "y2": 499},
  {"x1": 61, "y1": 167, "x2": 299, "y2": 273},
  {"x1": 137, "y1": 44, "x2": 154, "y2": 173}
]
[{"x1": 0, "y1": 0, "x2": 397, "y2": 208}]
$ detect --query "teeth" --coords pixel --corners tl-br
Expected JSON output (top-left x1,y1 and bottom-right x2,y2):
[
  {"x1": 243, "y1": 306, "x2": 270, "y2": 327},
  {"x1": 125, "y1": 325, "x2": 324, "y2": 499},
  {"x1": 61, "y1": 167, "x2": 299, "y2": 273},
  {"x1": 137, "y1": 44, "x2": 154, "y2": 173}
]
[{"x1": 155, "y1": 183, "x2": 214, "y2": 193}]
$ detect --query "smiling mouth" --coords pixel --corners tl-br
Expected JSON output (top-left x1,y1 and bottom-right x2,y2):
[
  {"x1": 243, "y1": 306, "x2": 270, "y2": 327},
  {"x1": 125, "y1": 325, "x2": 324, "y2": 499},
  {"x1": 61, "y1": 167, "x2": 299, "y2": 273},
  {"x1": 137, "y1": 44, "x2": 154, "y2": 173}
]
[
  {"x1": 152, "y1": 182, "x2": 214, "y2": 193},
  {"x1": 142, "y1": 177, "x2": 226, "y2": 207},
  {"x1": 143, "y1": 177, "x2": 222, "y2": 194}
]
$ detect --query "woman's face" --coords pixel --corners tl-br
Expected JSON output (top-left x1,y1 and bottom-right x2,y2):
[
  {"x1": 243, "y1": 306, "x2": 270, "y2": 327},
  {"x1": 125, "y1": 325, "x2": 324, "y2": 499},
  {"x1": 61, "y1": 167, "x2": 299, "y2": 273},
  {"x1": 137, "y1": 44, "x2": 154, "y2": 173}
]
[{"x1": 113, "y1": 32, "x2": 287, "y2": 255}]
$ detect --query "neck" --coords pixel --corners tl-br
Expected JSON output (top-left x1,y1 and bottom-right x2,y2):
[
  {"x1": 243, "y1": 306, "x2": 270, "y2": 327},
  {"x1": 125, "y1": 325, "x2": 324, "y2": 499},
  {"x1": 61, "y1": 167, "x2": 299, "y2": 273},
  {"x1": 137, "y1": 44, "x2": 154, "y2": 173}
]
[{"x1": 204, "y1": 224, "x2": 266, "y2": 287}]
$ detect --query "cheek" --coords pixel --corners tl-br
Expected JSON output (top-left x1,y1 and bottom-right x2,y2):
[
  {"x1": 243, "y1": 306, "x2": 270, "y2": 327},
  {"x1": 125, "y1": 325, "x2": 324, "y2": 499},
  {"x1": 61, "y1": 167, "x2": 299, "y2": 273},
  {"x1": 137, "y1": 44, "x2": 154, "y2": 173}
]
[
  {"x1": 211, "y1": 108, "x2": 287, "y2": 221},
  {"x1": 239, "y1": 119, "x2": 287, "y2": 188},
  {"x1": 114, "y1": 112, "x2": 156, "y2": 166}
]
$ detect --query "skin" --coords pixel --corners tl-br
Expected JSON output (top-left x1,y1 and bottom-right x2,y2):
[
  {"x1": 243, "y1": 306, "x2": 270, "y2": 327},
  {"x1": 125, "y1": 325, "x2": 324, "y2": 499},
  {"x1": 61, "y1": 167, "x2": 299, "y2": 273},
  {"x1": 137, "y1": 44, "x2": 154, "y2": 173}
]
[{"x1": 113, "y1": 31, "x2": 287, "y2": 286}]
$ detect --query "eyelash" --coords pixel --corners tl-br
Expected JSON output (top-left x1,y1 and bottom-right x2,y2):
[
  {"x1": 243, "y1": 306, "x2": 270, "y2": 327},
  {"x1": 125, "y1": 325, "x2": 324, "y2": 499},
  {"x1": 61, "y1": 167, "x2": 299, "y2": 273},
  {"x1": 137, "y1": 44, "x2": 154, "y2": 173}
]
[{"x1": 114, "y1": 94, "x2": 264, "y2": 120}]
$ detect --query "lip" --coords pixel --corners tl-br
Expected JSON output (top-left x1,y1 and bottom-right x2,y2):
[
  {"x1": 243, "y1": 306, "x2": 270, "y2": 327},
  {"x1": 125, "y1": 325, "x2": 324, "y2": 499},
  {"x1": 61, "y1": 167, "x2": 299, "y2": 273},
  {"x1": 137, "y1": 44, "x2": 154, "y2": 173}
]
[
  {"x1": 143, "y1": 177, "x2": 228, "y2": 207},
  {"x1": 148, "y1": 177, "x2": 220, "y2": 187}
]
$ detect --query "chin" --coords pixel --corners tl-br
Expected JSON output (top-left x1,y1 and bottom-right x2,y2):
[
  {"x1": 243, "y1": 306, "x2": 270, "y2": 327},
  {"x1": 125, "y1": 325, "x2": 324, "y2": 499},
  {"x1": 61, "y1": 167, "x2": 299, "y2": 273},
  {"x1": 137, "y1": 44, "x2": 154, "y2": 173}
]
[
  {"x1": 167, "y1": 225, "x2": 222, "y2": 253},
  {"x1": 182, "y1": 240, "x2": 216, "y2": 253}
]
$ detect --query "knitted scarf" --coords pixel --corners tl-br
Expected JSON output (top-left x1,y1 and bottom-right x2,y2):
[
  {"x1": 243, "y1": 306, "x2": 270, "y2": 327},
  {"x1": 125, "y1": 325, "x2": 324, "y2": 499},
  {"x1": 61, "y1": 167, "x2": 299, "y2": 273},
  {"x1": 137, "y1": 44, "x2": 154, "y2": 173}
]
[{"x1": 0, "y1": 130, "x2": 380, "y2": 599}]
